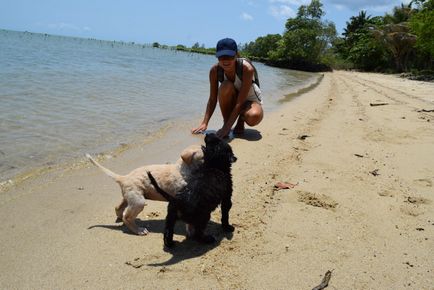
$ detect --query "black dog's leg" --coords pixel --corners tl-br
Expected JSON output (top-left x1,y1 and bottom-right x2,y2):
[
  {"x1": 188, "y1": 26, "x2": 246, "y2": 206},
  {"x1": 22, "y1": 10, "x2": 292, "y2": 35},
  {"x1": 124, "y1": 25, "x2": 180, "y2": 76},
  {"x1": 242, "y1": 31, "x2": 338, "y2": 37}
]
[
  {"x1": 164, "y1": 203, "x2": 177, "y2": 248},
  {"x1": 221, "y1": 196, "x2": 235, "y2": 232},
  {"x1": 193, "y1": 213, "x2": 215, "y2": 244}
]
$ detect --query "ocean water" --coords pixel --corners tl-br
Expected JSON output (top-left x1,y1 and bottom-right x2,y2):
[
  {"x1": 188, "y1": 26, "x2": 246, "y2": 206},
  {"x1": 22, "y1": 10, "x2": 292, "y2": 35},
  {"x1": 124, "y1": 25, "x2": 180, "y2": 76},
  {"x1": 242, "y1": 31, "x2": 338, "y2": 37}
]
[{"x1": 0, "y1": 29, "x2": 318, "y2": 183}]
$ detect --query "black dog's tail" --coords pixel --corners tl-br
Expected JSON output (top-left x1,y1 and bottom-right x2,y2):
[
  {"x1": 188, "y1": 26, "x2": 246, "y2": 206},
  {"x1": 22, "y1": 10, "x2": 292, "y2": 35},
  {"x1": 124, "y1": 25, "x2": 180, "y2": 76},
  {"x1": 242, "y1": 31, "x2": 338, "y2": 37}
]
[{"x1": 146, "y1": 171, "x2": 176, "y2": 202}]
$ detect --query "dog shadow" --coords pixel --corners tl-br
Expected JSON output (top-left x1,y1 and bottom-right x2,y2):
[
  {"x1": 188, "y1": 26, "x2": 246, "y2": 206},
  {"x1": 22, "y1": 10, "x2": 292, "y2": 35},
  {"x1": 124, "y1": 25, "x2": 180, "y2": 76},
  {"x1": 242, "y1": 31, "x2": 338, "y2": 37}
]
[
  {"x1": 88, "y1": 218, "x2": 234, "y2": 265},
  {"x1": 88, "y1": 217, "x2": 180, "y2": 236},
  {"x1": 147, "y1": 220, "x2": 233, "y2": 266}
]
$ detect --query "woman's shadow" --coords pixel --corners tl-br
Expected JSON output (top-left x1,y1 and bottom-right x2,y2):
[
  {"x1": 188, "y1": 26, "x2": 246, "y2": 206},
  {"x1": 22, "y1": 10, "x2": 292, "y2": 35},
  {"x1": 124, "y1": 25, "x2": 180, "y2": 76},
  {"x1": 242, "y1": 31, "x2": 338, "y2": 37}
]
[
  {"x1": 88, "y1": 217, "x2": 233, "y2": 266},
  {"x1": 232, "y1": 128, "x2": 262, "y2": 141},
  {"x1": 203, "y1": 128, "x2": 262, "y2": 142}
]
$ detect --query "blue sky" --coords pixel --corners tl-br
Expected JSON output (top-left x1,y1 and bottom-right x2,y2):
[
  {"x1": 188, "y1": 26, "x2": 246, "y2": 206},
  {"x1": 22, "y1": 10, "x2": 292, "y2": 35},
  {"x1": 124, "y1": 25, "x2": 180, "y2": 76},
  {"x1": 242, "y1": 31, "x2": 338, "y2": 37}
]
[{"x1": 1, "y1": 0, "x2": 410, "y2": 47}]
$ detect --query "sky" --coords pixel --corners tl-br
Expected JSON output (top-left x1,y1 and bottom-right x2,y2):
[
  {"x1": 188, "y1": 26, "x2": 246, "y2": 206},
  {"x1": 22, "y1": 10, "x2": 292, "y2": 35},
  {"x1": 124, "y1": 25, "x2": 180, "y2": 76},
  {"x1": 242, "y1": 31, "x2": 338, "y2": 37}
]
[{"x1": 0, "y1": 0, "x2": 410, "y2": 47}]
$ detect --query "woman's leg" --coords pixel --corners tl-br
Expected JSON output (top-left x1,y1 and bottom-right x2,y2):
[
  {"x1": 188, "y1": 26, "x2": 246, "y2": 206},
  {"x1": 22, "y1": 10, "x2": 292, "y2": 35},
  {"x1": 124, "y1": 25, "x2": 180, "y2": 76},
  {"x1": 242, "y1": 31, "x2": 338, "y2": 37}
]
[
  {"x1": 218, "y1": 80, "x2": 237, "y2": 124},
  {"x1": 219, "y1": 81, "x2": 264, "y2": 134},
  {"x1": 234, "y1": 101, "x2": 263, "y2": 133},
  {"x1": 244, "y1": 101, "x2": 263, "y2": 126}
]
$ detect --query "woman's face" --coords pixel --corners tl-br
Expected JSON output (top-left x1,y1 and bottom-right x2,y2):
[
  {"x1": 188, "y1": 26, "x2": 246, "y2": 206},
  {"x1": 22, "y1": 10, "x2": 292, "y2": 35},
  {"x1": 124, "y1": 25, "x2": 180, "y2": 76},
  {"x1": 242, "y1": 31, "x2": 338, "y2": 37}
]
[{"x1": 218, "y1": 55, "x2": 236, "y2": 72}]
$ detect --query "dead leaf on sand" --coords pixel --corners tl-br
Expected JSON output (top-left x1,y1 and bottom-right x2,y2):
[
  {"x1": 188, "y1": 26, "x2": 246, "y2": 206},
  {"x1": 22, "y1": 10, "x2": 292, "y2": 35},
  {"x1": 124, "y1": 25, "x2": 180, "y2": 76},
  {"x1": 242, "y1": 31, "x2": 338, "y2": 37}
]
[{"x1": 274, "y1": 181, "x2": 299, "y2": 191}]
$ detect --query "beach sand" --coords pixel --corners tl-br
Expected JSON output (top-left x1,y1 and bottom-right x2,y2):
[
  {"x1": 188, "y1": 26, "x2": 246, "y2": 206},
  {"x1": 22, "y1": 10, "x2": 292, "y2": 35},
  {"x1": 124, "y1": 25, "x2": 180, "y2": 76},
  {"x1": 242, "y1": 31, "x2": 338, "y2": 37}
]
[{"x1": 1, "y1": 71, "x2": 433, "y2": 289}]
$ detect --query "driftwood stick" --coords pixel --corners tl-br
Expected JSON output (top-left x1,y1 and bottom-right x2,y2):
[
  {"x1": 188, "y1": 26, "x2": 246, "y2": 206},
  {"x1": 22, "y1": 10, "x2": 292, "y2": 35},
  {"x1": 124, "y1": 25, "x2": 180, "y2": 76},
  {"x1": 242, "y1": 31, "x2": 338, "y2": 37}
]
[
  {"x1": 370, "y1": 102, "x2": 389, "y2": 107},
  {"x1": 312, "y1": 270, "x2": 333, "y2": 290}
]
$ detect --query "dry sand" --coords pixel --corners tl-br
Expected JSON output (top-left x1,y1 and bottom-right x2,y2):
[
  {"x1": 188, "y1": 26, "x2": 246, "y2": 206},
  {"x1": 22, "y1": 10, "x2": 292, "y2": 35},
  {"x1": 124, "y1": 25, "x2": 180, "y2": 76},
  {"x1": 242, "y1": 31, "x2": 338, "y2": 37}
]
[{"x1": 1, "y1": 71, "x2": 433, "y2": 289}]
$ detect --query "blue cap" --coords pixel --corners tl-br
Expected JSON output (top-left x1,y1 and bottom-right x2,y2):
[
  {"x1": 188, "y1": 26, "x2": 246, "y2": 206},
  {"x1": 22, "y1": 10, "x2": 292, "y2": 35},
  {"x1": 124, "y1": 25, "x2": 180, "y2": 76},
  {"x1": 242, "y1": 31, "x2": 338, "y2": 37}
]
[{"x1": 216, "y1": 38, "x2": 237, "y2": 58}]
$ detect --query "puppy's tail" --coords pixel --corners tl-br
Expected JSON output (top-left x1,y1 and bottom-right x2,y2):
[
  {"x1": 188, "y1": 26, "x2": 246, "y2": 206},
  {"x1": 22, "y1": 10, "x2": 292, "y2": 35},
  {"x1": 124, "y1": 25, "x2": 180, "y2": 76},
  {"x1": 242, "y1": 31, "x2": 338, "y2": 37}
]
[
  {"x1": 86, "y1": 154, "x2": 121, "y2": 182},
  {"x1": 146, "y1": 171, "x2": 176, "y2": 202}
]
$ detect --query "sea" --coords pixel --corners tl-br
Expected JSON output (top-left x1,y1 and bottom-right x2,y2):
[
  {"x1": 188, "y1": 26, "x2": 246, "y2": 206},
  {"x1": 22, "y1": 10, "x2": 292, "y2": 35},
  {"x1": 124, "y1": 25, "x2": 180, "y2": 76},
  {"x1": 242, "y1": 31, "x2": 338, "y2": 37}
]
[{"x1": 0, "y1": 29, "x2": 319, "y2": 184}]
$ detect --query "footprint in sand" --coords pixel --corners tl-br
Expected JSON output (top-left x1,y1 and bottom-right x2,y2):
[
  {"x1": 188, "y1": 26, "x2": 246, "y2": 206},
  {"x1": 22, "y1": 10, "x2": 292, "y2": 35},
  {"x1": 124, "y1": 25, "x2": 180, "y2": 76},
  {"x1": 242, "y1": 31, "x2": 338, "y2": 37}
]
[
  {"x1": 400, "y1": 205, "x2": 424, "y2": 217},
  {"x1": 365, "y1": 128, "x2": 414, "y2": 144},
  {"x1": 405, "y1": 196, "x2": 431, "y2": 205},
  {"x1": 400, "y1": 195, "x2": 431, "y2": 217},
  {"x1": 378, "y1": 189, "x2": 396, "y2": 197},
  {"x1": 297, "y1": 191, "x2": 338, "y2": 210},
  {"x1": 413, "y1": 178, "x2": 433, "y2": 187}
]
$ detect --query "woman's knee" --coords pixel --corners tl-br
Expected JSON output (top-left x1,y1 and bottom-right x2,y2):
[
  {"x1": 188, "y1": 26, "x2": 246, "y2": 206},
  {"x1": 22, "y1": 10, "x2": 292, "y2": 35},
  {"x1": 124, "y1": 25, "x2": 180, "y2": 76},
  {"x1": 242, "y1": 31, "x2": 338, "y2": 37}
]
[{"x1": 244, "y1": 104, "x2": 263, "y2": 126}]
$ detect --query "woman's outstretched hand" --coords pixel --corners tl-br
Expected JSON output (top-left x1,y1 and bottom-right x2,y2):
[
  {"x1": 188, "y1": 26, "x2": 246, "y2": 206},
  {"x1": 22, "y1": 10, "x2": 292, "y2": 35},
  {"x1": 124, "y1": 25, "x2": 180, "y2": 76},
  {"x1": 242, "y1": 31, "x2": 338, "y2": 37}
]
[{"x1": 191, "y1": 123, "x2": 207, "y2": 134}]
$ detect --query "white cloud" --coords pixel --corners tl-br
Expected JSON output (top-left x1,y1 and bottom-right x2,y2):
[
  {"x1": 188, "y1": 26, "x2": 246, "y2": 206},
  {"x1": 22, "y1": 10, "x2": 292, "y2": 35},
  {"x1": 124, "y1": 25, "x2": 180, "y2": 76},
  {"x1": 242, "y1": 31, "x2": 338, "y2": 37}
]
[
  {"x1": 333, "y1": 4, "x2": 345, "y2": 11},
  {"x1": 268, "y1": 0, "x2": 308, "y2": 20},
  {"x1": 269, "y1": 5, "x2": 296, "y2": 19},
  {"x1": 241, "y1": 12, "x2": 254, "y2": 21}
]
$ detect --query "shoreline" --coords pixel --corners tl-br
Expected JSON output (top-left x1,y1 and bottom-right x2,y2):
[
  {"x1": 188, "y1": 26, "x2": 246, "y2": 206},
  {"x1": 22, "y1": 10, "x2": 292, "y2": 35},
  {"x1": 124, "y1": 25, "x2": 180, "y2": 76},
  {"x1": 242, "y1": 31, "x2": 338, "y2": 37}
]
[{"x1": 1, "y1": 71, "x2": 433, "y2": 289}]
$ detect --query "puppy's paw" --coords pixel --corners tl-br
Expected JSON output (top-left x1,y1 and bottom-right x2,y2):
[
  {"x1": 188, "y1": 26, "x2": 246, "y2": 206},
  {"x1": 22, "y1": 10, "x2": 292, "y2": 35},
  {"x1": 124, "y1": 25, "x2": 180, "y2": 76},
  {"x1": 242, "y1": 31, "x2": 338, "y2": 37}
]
[
  {"x1": 164, "y1": 239, "x2": 175, "y2": 248},
  {"x1": 137, "y1": 227, "x2": 149, "y2": 236},
  {"x1": 222, "y1": 224, "x2": 235, "y2": 232}
]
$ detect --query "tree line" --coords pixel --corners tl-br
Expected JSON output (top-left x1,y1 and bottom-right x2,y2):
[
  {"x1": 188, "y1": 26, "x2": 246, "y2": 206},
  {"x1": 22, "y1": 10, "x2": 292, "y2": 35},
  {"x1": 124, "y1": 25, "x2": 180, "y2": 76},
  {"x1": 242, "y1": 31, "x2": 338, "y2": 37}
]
[
  {"x1": 160, "y1": 0, "x2": 433, "y2": 78},
  {"x1": 242, "y1": 0, "x2": 433, "y2": 77}
]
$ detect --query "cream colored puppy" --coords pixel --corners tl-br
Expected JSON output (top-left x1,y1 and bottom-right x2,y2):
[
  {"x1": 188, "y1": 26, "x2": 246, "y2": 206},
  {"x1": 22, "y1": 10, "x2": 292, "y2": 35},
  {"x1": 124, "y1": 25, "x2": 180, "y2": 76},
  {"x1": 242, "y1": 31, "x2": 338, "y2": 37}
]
[{"x1": 86, "y1": 144, "x2": 203, "y2": 235}]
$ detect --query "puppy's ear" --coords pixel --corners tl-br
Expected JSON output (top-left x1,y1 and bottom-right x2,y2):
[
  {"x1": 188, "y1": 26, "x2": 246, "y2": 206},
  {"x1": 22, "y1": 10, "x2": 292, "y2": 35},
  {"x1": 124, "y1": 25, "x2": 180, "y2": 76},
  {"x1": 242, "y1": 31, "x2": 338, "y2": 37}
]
[
  {"x1": 181, "y1": 145, "x2": 203, "y2": 164},
  {"x1": 181, "y1": 148, "x2": 195, "y2": 164}
]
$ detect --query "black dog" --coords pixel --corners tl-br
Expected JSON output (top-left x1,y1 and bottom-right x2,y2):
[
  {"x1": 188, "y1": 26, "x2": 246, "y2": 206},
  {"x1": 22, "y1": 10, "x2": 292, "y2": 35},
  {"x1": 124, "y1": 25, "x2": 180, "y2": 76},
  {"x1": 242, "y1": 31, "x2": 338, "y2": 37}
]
[{"x1": 147, "y1": 133, "x2": 236, "y2": 247}]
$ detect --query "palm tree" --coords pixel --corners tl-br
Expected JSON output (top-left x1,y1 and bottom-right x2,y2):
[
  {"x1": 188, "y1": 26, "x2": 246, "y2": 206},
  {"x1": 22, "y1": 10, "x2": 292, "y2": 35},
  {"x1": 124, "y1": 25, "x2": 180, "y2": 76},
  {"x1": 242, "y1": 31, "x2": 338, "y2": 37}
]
[
  {"x1": 343, "y1": 10, "x2": 371, "y2": 38},
  {"x1": 384, "y1": 3, "x2": 413, "y2": 24},
  {"x1": 373, "y1": 24, "x2": 417, "y2": 72}
]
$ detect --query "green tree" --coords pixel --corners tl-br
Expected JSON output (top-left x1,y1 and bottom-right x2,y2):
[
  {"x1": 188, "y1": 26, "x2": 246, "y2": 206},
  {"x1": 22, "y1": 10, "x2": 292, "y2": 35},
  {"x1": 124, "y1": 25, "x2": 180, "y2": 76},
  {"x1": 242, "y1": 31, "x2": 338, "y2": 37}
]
[
  {"x1": 410, "y1": 0, "x2": 434, "y2": 58},
  {"x1": 335, "y1": 11, "x2": 390, "y2": 70},
  {"x1": 243, "y1": 34, "x2": 282, "y2": 59},
  {"x1": 271, "y1": 0, "x2": 336, "y2": 64},
  {"x1": 347, "y1": 32, "x2": 390, "y2": 71},
  {"x1": 343, "y1": 10, "x2": 371, "y2": 37},
  {"x1": 192, "y1": 42, "x2": 200, "y2": 49},
  {"x1": 176, "y1": 44, "x2": 187, "y2": 51}
]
